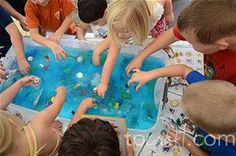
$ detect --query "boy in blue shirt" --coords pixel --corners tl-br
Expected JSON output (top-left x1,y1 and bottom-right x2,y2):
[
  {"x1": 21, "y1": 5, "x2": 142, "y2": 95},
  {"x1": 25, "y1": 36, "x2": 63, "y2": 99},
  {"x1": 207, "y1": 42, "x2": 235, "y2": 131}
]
[{"x1": 128, "y1": 64, "x2": 236, "y2": 156}]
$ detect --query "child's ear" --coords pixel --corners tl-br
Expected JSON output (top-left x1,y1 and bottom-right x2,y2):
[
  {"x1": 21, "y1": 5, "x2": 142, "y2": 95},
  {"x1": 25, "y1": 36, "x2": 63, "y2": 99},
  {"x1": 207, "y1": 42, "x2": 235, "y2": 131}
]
[{"x1": 216, "y1": 38, "x2": 229, "y2": 50}]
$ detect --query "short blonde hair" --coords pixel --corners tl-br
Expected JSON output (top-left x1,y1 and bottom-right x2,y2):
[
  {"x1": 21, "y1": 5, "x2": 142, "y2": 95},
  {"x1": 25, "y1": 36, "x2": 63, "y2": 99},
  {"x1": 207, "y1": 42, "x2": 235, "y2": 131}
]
[
  {"x1": 0, "y1": 112, "x2": 13, "y2": 155},
  {"x1": 107, "y1": 0, "x2": 156, "y2": 45},
  {"x1": 182, "y1": 80, "x2": 236, "y2": 135}
]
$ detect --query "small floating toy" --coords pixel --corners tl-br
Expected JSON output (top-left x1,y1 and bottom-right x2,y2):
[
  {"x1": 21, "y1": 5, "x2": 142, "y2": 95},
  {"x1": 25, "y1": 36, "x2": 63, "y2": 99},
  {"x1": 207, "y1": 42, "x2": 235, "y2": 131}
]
[
  {"x1": 39, "y1": 64, "x2": 44, "y2": 68},
  {"x1": 74, "y1": 83, "x2": 81, "y2": 89},
  {"x1": 93, "y1": 87, "x2": 97, "y2": 94},
  {"x1": 81, "y1": 89, "x2": 87, "y2": 96},
  {"x1": 76, "y1": 56, "x2": 83, "y2": 63},
  {"x1": 76, "y1": 72, "x2": 83, "y2": 79},
  {"x1": 45, "y1": 96, "x2": 55, "y2": 107},
  {"x1": 172, "y1": 147, "x2": 181, "y2": 156},
  {"x1": 170, "y1": 100, "x2": 179, "y2": 107},
  {"x1": 33, "y1": 77, "x2": 41, "y2": 87},
  {"x1": 27, "y1": 56, "x2": 33, "y2": 62},
  {"x1": 114, "y1": 102, "x2": 120, "y2": 109}
]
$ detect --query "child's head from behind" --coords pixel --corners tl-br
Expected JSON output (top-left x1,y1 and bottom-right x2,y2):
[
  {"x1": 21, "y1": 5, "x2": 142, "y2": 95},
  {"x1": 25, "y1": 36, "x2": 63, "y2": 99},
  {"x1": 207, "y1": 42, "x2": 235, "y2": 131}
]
[
  {"x1": 78, "y1": 0, "x2": 107, "y2": 26},
  {"x1": 30, "y1": 0, "x2": 49, "y2": 6},
  {"x1": 59, "y1": 118, "x2": 120, "y2": 156},
  {"x1": 177, "y1": 0, "x2": 236, "y2": 54},
  {"x1": 0, "y1": 115, "x2": 13, "y2": 156},
  {"x1": 182, "y1": 80, "x2": 236, "y2": 136},
  {"x1": 107, "y1": 0, "x2": 155, "y2": 45}
]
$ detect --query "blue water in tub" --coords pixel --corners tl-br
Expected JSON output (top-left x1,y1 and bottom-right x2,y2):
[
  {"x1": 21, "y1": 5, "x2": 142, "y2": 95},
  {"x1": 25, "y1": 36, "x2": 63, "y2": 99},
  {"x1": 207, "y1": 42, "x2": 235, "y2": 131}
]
[{"x1": 1, "y1": 46, "x2": 165, "y2": 130}]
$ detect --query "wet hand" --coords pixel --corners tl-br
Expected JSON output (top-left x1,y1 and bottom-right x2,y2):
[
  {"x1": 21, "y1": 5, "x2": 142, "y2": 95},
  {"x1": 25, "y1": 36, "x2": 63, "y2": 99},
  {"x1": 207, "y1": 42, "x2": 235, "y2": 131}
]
[
  {"x1": 18, "y1": 59, "x2": 30, "y2": 74},
  {"x1": 56, "y1": 86, "x2": 67, "y2": 94},
  {"x1": 50, "y1": 43, "x2": 68, "y2": 60},
  {"x1": 81, "y1": 98, "x2": 97, "y2": 108},
  {"x1": 126, "y1": 58, "x2": 143, "y2": 76},
  {"x1": 128, "y1": 69, "x2": 153, "y2": 91},
  {"x1": 18, "y1": 76, "x2": 37, "y2": 86},
  {"x1": 96, "y1": 83, "x2": 108, "y2": 98},
  {"x1": 76, "y1": 27, "x2": 86, "y2": 40}
]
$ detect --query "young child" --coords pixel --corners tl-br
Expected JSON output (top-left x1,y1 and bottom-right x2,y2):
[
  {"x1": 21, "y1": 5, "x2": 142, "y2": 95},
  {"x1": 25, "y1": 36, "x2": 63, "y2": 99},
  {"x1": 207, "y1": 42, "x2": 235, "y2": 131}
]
[
  {"x1": 0, "y1": 76, "x2": 67, "y2": 156},
  {"x1": 93, "y1": 0, "x2": 174, "y2": 98},
  {"x1": 72, "y1": 0, "x2": 110, "y2": 40},
  {"x1": 126, "y1": 0, "x2": 236, "y2": 85},
  {"x1": 25, "y1": 0, "x2": 75, "y2": 60},
  {"x1": 0, "y1": 6, "x2": 30, "y2": 74},
  {"x1": 59, "y1": 98, "x2": 135, "y2": 156},
  {"x1": 128, "y1": 65, "x2": 236, "y2": 155}
]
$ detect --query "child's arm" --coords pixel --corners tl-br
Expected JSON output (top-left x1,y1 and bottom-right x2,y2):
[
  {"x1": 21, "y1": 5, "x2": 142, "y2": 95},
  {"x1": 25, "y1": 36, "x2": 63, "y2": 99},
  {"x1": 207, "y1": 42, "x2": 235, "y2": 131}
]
[
  {"x1": 163, "y1": 0, "x2": 174, "y2": 25},
  {"x1": 96, "y1": 40, "x2": 120, "y2": 98},
  {"x1": 0, "y1": 76, "x2": 36, "y2": 110},
  {"x1": 0, "y1": 0, "x2": 28, "y2": 31},
  {"x1": 76, "y1": 22, "x2": 90, "y2": 40},
  {"x1": 126, "y1": 28, "x2": 179, "y2": 74},
  {"x1": 93, "y1": 37, "x2": 111, "y2": 66},
  {"x1": 128, "y1": 64, "x2": 192, "y2": 91},
  {"x1": 5, "y1": 22, "x2": 30, "y2": 74},
  {"x1": 168, "y1": 129, "x2": 210, "y2": 156},
  {"x1": 49, "y1": 15, "x2": 73, "y2": 43},
  {"x1": 69, "y1": 98, "x2": 96, "y2": 126},
  {"x1": 30, "y1": 87, "x2": 67, "y2": 126},
  {"x1": 30, "y1": 29, "x2": 68, "y2": 60}
]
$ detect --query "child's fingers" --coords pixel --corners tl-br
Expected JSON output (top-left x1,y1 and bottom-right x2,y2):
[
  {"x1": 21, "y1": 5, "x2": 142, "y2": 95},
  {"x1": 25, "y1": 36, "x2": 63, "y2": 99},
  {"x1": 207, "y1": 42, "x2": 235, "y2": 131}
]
[{"x1": 135, "y1": 83, "x2": 142, "y2": 91}]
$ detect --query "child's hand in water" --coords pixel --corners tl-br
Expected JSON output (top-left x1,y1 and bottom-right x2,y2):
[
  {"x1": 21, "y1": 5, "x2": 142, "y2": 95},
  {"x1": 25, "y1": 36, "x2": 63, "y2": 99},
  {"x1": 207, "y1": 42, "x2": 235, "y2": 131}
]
[
  {"x1": 18, "y1": 58, "x2": 30, "y2": 74},
  {"x1": 56, "y1": 86, "x2": 67, "y2": 94},
  {"x1": 128, "y1": 69, "x2": 153, "y2": 91},
  {"x1": 80, "y1": 98, "x2": 97, "y2": 109},
  {"x1": 126, "y1": 136, "x2": 135, "y2": 156},
  {"x1": 49, "y1": 42, "x2": 68, "y2": 60},
  {"x1": 96, "y1": 83, "x2": 108, "y2": 98},
  {"x1": 126, "y1": 58, "x2": 144, "y2": 75},
  {"x1": 18, "y1": 76, "x2": 37, "y2": 86}
]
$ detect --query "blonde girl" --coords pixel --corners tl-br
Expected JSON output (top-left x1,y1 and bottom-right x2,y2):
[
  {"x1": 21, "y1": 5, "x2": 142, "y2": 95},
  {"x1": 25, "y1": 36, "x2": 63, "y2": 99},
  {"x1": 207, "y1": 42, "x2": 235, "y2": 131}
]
[
  {"x1": 0, "y1": 76, "x2": 66, "y2": 156},
  {"x1": 93, "y1": 0, "x2": 173, "y2": 98}
]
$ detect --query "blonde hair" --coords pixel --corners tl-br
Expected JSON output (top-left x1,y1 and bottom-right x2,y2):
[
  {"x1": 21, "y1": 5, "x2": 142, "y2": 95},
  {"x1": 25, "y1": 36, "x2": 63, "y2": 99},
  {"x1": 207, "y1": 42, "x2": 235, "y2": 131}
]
[
  {"x1": 0, "y1": 112, "x2": 14, "y2": 156},
  {"x1": 182, "y1": 80, "x2": 236, "y2": 135},
  {"x1": 107, "y1": 0, "x2": 157, "y2": 45}
]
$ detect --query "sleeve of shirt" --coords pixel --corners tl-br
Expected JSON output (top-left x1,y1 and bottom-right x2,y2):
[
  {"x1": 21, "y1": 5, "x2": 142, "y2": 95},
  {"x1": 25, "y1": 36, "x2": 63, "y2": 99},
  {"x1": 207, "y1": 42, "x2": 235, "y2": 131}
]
[
  {"x1": 25, "y1": 1, "x2": 39, "y2": 29},
  {"x1": 186, "y1": 70, "x2": 207, "y2": 84},
  {"x1": 62, "y1": 0, "x2": 75, "y2": 17},
  {"x1": 173, "y1": 26, "x2": 186, "y2": 41},
  {"x1": 0, "y1": 7, "x2": 13, "y2": 29}
]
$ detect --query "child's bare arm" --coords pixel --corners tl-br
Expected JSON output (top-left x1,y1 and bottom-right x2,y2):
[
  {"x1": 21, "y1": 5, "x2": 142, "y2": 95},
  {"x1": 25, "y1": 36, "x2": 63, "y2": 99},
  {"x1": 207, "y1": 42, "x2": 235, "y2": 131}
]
[
  {"x1": 69, "y1": 98, "x2": 96, "y2": 127},
  {"x1": 126, "y1": 28, "x2": 179, "y2": 74},
  {"x1": 0, "y1": 76, "x2": 36, "y2": 110},
  {"x1": 5, "y1": 23, "x2": 30, "y2": 74},
  {"x1": 96, "y1": 40, "x2": 120, "y2": 98},
  {"x1": 30, "y1": 29, "x2": 68, "y2": 60},
  {"x1": 93, "y1": 37, "x2": 111, "y2": 66},
  {"x1": 31, "y1": 87, "x2": 67, "y2": 126},
  {"x1": 49, "y1": 15, "x2": 73, "y2": 43},
  {"x1": 128, "y1": 64, "x2": 193, "y2": 91},
  {"x1": 163, "y1": 0, "x2": 174, "y2": 24}
]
